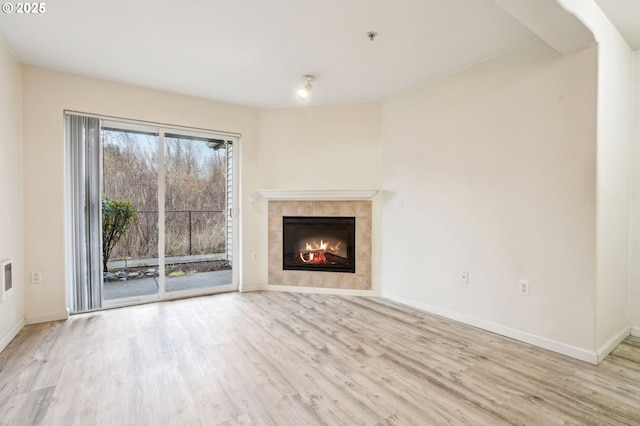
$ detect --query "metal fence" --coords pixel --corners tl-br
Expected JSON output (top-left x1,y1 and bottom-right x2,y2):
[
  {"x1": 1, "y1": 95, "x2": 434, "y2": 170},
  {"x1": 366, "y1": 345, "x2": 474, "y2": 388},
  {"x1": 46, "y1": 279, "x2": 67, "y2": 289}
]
[{"x1": 110, "y1": 210, "x2": 226, "y2": 260}]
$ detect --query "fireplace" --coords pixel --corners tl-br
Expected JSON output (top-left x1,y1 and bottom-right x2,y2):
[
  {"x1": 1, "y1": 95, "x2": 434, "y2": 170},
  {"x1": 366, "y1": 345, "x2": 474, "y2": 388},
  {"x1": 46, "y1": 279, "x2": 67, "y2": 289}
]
[
  {"x1": 282, "y1": 216, "x2": 356, "y2": 273},
  {"x1": 267, "y1": 200, "x2": 371, "y2": 289}
]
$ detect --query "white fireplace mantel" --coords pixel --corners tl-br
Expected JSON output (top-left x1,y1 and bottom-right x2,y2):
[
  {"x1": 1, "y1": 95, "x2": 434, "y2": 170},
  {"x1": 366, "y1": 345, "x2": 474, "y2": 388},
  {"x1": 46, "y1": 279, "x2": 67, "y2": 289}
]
[{"x1": 258, "y1": 189, "x2": 378, "y2": 201}]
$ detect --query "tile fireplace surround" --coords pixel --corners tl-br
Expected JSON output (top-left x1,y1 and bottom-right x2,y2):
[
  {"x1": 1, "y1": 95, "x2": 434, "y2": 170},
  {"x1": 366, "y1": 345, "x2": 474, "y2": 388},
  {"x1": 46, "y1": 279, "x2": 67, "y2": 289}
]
[{"x1": 267, "y1": 200, "x2": 372, "y2": 290}]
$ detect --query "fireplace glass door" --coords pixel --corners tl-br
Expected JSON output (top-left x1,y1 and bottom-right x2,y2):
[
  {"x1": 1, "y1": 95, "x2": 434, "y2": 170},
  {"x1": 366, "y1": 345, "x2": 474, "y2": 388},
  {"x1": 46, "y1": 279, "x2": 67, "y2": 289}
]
[{"x1": 282, "y1": 216, "x2": 355, "y2": 273}]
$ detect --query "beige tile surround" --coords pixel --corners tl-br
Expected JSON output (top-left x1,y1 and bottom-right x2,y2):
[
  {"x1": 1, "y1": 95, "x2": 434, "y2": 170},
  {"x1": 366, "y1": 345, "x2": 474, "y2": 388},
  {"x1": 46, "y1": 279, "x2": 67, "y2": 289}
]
[{"x1": 268, "y1": 200, "x2": 372, "y2": 290}]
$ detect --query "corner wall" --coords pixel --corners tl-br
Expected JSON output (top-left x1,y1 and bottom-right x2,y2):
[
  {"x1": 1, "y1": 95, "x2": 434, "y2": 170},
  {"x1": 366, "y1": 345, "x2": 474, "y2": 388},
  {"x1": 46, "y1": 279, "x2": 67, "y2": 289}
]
[
  {"x1": 0, "y1": 38, "x2": 25, "y2": 351},
  {"x1": 254, "y1": 105, "x2": 382, "y2": 291},
  {"x1": 593, "y1": 24, "x2": 633, "y2": 355},
  {"x1": 257, "y1": 104, "x2": 382, "y2": 191},
  {"x1": 556, "y1": 0, "x2": 635, "y2": 357},
  {"x1": 381, "y1": 40, "x2": 599, "y2": 361},
  {"x1": 631, "y1": 50, "x2": 640, "y2": 336}
]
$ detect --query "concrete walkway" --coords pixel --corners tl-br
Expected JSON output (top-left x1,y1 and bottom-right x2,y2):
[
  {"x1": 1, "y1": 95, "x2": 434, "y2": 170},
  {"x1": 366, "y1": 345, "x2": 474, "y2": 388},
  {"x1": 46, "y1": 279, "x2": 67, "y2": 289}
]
[{"x1": 103, "y1": 269, "x2": 232, "y2": 300}]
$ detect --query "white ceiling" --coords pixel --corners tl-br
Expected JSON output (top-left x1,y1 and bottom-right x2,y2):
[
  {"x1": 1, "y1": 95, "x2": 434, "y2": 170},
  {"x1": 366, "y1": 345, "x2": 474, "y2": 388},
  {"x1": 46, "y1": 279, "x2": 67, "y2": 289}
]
[
  {"x1": 594, "y1": 0, "x2": 640, "y2": 50},
  {"x1": 0, "y1": 0, "x2": 610, "y2": 109}
]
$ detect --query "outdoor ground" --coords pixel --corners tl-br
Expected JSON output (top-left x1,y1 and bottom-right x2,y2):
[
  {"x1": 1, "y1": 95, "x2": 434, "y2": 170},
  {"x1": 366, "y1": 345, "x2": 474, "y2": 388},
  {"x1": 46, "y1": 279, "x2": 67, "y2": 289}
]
[
  {"x1": 103, "y1": 267, "x2": 233, "y2": 300},
  {"x1": 105, "y1": 259, "x2": 230, "y2": 281}
]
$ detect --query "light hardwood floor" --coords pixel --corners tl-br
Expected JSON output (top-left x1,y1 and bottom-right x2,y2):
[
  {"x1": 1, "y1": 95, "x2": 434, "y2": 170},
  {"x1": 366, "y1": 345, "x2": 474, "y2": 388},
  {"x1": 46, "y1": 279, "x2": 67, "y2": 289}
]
[{"x1": 1, "y1": 292, "x2": 639, "y2": 425}]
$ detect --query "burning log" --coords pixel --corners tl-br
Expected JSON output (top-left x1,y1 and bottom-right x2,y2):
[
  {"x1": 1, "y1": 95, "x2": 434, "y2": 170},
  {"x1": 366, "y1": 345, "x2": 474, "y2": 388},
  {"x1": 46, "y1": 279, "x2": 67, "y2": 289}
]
[{"x1": 298, "y1": 240, "x2": 341, "y2": 264}]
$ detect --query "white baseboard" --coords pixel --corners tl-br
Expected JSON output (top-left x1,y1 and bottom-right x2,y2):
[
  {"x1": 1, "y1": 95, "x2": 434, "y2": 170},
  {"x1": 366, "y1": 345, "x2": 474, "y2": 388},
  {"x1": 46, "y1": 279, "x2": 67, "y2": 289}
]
[
  {"x1": 239, "y1": 283, "x2": 267, "y2": 292},
  {"x1": 596, "y1": 326, "x2": 630, "y2": 363},
  {"x1": 267, "y1": 284, "x2": 380, "y2": 297},
  {"x1": 0, "y1": 318, "x2": 25, "y2": 353},
  {"x1": 381, "y1": 292, "x2": 598, "y2": 365},
  {"x1": 25, "y1": 310, "x2": 69, "y2": 325},
  {"x1": 239, "y1": 282, "x2": 380, "y2": 297},
  {"x1": 631, "y1": 325, "x2": 640, "y2": 337}
]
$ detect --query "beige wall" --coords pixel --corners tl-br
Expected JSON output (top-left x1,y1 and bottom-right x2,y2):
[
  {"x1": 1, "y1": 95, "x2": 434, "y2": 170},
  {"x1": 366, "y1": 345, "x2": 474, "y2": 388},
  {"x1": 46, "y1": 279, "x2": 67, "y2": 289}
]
[
  {"x1": 380, "y1": 40, "x2": 599, "y2": 358},
  {"x1": 593, "y1": 29, "x2": 633, "y2": 352},
  {"x1": 253, "y1": 104, "x2": 382, "y2": 291},
  {"x1": 631, "y1": 49, "x2": 640, "y2": 336},
  {"x1": 258, "y1": 104, "x2": 381, "y2": 190},
  {"x1": 555, "y1": 0, "x2": 635, "y2": 354},
  {"x1": 0, "y1": 38, "x2": 24, "y2": 350},
  {"x1": 21, "y1": 66, "x2": 260, "y2": 321}
]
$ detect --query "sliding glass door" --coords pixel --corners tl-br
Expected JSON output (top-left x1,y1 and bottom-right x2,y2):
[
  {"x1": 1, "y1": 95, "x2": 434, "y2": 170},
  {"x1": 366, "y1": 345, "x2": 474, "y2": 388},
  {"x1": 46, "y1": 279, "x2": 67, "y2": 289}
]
[
  {"x1": 101, "y1": 124, "x2": 161, "y2": 301},
  {"x1": 66, "y1": 113, "x2": 238, "y2": 313},
  {"x1": 163, "y1": 133, "x2": 233, "y2": 295}
]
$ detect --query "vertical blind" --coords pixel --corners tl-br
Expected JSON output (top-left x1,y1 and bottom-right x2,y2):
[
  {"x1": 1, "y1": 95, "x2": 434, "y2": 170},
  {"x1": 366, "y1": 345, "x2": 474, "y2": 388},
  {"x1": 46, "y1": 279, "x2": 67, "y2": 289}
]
[{"x1": 66, "y1": 114, "x2": 103, "y2": 313}]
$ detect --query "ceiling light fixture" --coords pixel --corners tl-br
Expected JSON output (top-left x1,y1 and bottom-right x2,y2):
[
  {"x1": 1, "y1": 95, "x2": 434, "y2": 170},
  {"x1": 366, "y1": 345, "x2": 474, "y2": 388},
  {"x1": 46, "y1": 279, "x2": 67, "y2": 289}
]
[{"x1": 296, "y1": 75, "x2": 315, "y2": 102}]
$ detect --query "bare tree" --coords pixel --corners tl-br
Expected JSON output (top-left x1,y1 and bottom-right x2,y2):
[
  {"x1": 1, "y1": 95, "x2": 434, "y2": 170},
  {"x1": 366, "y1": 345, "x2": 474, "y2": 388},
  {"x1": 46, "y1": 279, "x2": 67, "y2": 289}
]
[{"x1": 102, "y1": 130, "x2": 228, "y2": 260}]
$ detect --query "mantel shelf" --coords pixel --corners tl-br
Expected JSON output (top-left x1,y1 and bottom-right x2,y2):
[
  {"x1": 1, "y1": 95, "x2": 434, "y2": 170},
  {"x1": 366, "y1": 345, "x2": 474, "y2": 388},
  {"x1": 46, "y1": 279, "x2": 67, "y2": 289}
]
[{"x1": 258, "y1": 189, "x2": 378, "y2": 201}]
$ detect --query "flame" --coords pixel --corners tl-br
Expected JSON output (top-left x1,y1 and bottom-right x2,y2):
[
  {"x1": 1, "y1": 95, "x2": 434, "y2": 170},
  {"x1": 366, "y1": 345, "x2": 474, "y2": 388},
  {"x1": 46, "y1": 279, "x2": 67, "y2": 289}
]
[
  {"x1": 299, "y1": 240, "x2": 342, "y2": 264},
  {"x1": 304, "y1": 240, "x2": 341, "y2": 252}
]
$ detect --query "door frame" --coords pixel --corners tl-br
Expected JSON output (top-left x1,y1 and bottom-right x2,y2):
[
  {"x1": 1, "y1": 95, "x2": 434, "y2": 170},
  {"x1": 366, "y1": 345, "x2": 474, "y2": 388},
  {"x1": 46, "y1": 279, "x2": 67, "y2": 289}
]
[{"x1": 66, "y1": 111, "x2": 241, "y2": 311}]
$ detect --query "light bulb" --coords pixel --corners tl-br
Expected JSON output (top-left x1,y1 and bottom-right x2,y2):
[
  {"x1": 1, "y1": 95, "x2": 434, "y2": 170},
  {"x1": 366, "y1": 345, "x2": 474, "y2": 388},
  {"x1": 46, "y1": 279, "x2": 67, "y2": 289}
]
[
  {"x1": 296, "y1": 87, "x2": 310, "y2": 101},
  {"x1": 296, "y1": 80, "x2": 313, "y2": 102}
]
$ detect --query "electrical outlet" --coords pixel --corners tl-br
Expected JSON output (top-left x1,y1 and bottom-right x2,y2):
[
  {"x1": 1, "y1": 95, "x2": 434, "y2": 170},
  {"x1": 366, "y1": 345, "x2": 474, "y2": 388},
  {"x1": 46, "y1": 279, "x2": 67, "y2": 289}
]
[
  {"x1": 460, "y1": 271, "x2": 469, "y2": 284},
  {"x1": 519, "y1": 280, "x2": 529, "y2": 296},
  {"x1": 252, "y1": 253, "x2": 257, "y2": 261},
  {"x1": 31, "y1": 270, "x2": 42, "y2": 284}
]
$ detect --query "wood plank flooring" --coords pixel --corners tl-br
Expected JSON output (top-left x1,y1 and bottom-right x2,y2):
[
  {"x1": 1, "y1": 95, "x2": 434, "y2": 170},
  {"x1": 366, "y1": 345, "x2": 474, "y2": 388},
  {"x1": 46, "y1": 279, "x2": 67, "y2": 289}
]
[{"x1": 1, "y1": 291, "x2": 639, "y2": 425}]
